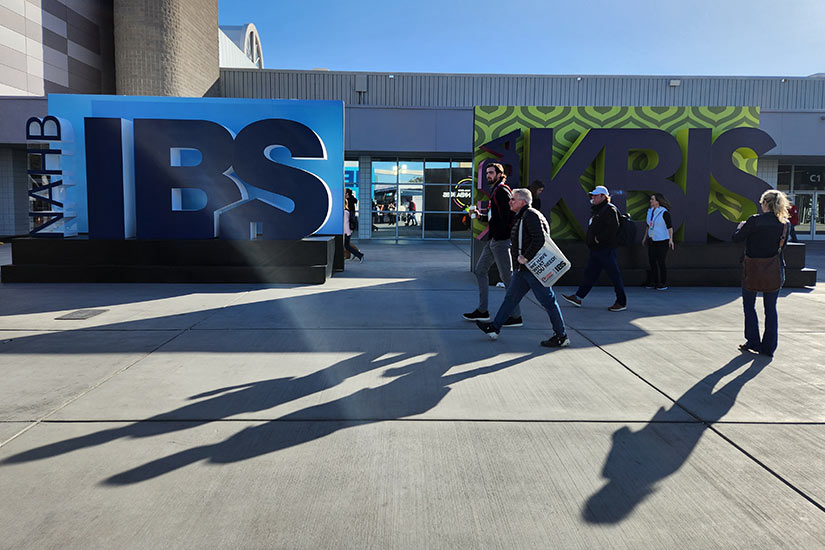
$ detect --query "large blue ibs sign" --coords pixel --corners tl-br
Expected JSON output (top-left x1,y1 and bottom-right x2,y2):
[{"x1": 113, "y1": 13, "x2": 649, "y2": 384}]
[{"x1": 48, "y1": 95, "x2": 344, "y2": 240}]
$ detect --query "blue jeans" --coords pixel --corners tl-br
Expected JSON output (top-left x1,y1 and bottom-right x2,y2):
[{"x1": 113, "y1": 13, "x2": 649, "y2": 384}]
[
  {"x1": 344, "y1": 235, "x2": 363, "y2": 259},
  {"x1": 576, "y1": 248, "x2": 627, "y2": 306},
  {"x1": 742, "y1": 289, "x2": 779, "y2": 356},
  {"x1": 492, "y1": 268, "x2": 566, "y2": 337}
]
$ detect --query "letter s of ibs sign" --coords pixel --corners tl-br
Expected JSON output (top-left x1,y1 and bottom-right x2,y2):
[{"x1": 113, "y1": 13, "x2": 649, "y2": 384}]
[{"x1": 47, "y1": 95, "x2": 343, "y2": 240}]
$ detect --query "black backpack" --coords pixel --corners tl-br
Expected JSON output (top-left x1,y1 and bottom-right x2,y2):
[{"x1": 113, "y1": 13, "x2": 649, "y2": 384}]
[{"x1": 616, "y1": 210, "x2": 637, "y2": 246}]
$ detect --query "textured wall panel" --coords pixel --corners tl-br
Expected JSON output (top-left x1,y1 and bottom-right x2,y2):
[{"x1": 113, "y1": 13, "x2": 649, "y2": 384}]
[{"x1": 114, "y1": 0, "x2": 218, "y2": 96}]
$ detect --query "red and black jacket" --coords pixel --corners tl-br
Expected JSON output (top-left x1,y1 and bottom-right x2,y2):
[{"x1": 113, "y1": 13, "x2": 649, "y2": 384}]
[{"x1": 487, "y1": 180, "x2": 514, "y2": 241}]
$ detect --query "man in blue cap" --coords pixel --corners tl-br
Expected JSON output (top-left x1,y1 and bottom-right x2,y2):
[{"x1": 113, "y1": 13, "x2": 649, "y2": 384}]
[{"x1": 562, "y1": 186, "x2": 627, "y2": 311}]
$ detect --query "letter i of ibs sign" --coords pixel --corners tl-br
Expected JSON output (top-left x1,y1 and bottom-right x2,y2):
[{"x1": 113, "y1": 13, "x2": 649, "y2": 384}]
[{"x1": 47, "y1": 95, "x2": 344, "y2": 241}]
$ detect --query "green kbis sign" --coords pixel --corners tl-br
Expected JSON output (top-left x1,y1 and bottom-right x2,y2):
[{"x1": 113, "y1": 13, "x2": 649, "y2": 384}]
[{"x1": 473, "y1": 106, "x2": 774, "y2": 242}]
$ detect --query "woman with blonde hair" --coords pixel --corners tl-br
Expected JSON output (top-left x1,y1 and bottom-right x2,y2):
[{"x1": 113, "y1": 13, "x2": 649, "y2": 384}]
[{"x1": 732, "y1": 189, "x2": 791, "y2": 357}]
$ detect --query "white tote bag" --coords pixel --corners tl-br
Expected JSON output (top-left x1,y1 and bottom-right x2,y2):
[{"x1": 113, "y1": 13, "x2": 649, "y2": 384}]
[{"x1": 518, "y1": 217, "x2": 571, "y2": 287}]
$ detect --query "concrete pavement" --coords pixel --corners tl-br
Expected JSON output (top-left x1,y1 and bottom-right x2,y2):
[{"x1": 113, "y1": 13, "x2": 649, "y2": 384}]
[{"x1": 0, "y1": 240, "x2": 824, "y2": 549}]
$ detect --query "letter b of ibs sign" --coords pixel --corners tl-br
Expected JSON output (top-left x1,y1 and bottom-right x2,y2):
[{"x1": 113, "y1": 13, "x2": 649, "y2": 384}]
[{"x1": 48, "y1": 95, "x2": 343, "y2": 240}]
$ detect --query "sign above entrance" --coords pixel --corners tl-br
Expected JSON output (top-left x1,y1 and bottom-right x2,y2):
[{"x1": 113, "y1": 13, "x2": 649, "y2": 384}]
[{"x1": 32, "y1": 95, "x2": 344, "y2": 240}]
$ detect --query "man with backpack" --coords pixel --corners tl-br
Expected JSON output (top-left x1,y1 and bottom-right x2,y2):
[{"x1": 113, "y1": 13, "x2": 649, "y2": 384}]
[{"x1": 562, "y1": 186, "x2": 628, "y2": 312}]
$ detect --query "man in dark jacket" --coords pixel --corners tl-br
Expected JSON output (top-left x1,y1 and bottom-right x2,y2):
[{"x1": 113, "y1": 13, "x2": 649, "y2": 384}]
[
  {"x1": 562, "y1": 186, "x2": 627, "y2": 311},
  {"x1": 462, "y1": 162, "x2": 521, "y2": 326},
  {"x1": 476, "y1": 188, "x2": 569, "y2": 347}
]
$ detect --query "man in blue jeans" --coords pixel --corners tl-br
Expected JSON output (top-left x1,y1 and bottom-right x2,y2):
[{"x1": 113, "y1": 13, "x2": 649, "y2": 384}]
[
  {"x1": 476, "y1": 188, "x2": 569, "y2": 348},
  {"x1": 562, "y1": 186, "x2": 627, "y2": 312}
]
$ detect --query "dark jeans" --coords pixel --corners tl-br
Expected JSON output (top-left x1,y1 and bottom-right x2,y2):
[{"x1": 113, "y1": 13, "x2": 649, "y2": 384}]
[
  {"x1": 344, "y1": 235, "x2": 363, "y2": 259},
  {"x1": 575, "y1": 248, "x2": 626, "y2": 306},
  {"x1": 789, "y1": 224, "x2": 799, "y2": 243},
  {"x1": 742, "y1": 289, "x2": 779, "y2": 356},
  {"x1": 646, "y1": 240, "x2": 669, "y2": 286},
  {"x1": 492, "y1": 268, "x2": 566, "y2": 337}
]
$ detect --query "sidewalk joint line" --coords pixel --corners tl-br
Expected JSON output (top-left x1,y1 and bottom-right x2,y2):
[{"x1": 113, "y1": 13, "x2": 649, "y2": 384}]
[
  {"x1": 187, "y1": 290, "x2": 252, "y2": 330},
  {"x1": 0, "y1": 329, "x2": 188, "y2": 450},
  {"x1": 30, "y1": 418, "x2": 707, "y2": 424},
  {"x1": 14, "y1": 418, "x2": 825, "y2": 425},
  {"x1": 706, "y1": 424, "x2": 825, "y2": 514}
]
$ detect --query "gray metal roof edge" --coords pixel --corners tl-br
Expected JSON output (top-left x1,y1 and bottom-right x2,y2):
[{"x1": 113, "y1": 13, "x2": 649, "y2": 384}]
[
  {"x1": 760, "y1": 109, "x2": 825, "y2": 113},
  {"x1": 346, "y1": 105, "x2": 471, "y2": 111},
  {"x1": 348, "y1": 106, "x2": 825, "y2": 113},
  {"x1": 219, "y1": 68, "x2": 824, "y2": 80}
]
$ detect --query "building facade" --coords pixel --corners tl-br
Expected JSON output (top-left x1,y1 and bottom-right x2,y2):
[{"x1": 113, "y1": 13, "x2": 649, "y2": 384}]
[
  {"x1": 1, "y1": 1, "x2": 824, "y2": 241},
  {"x1": 0, "y1": 0, "x2": 255, "y2": 237},
  {"x1": 221, "y1": 69, "x2": 825, "y2": 242},
  {"x1": 0, "y1": 0, "x2": 116, "y2": 96}
]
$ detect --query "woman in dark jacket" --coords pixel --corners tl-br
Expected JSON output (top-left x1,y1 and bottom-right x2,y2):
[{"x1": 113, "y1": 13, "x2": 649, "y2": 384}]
[{"x1": 731, "y1": 189, "x2": 791, "y2": 357}]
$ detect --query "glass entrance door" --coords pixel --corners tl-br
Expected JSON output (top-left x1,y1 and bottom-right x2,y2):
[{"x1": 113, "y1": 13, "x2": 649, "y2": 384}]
[
  {"x1": 793, "y1": 192, "x2": 825, "y2": 240},
  {"x1": 816, "y1": 192, "x2": 825, "y2": 240},
  {"x1": 794, "y1": 193, "x2": 813, "y2": 240}
]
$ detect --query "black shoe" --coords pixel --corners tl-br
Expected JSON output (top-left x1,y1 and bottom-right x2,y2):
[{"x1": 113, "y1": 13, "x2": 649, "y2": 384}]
[
  {"x1": 502, "y1": 316, "x2": 523, "y2": 327},
  {"x1": 541, "y1": 334, "x2": 570, "y2": 348},
  {"x1": 562, "y1": 294, "x2": 582, "y2": 307},
  {"x1": 476, "y1": 320, "x2": 499, "y2": 340},
  {"x1": 607, "y1": 302, "x2": 627, "y2": 312},
  {"x1": 358, "y1": 254, "x2": 365, "y2": 263},
  {"x1": 463, "y1": 309, "x2": 490, "y2": 321},
  {"x1": 656, "y1": 285, "x2": 668, "y2": 290}
]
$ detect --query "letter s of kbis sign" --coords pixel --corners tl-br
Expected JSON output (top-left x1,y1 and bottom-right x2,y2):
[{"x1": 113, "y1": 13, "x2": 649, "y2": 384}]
[{"x1": 40, "y1": 95, "x2": 343, "y2": 240}]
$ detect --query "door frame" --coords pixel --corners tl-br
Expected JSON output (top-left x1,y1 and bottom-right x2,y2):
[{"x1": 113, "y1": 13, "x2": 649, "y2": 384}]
[
  {"x1": 793, "y1": 191, "x2": 825, "y2": 241},
  {"x1": 815, "y1": 191, "x2": 825, "y2": 241}
]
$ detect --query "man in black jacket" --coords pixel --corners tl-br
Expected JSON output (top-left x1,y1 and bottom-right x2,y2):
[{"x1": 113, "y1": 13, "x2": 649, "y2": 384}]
[
  {"x1": 562, "y1": 186, "x2": 627, "y2": 311},
  {"x1": 462, "y1": 162, "x2": 521, "y2": 326},
  {"x1": 476, "y1": 189, "x2": 569, "y2": 347}
]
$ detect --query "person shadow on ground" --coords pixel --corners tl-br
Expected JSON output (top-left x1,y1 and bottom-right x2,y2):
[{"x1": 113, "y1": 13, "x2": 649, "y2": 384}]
[
  {"x1": 1, "y1": 346, "x2": 533, "y2": 485},
  {"x1": 100, "y1": 350, "x2": 532, "y2": 485},
  {"x1": 582, "y1": 352, "x2": 771, "y2": 524},
  {"x1": 0, "y1": 351, "x2": 422, "y2": 465}
]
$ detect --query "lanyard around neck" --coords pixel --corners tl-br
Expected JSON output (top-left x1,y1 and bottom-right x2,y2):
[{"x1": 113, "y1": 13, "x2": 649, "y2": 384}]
[{"x1": 648, "y1": 207, "x2": 665, "y2": 226}]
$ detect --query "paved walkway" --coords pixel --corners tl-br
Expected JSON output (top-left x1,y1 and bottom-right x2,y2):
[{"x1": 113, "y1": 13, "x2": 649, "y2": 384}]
[{"x1": 0, "y1": 240, "x2": 824, "y2": 549}]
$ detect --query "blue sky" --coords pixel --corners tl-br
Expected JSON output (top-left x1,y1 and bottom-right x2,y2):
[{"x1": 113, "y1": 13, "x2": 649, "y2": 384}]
[{"x1": 219, "y1": 0, "x2": 825, "y2": 77}]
